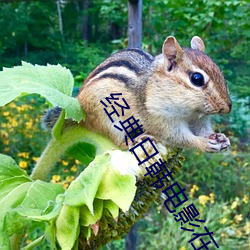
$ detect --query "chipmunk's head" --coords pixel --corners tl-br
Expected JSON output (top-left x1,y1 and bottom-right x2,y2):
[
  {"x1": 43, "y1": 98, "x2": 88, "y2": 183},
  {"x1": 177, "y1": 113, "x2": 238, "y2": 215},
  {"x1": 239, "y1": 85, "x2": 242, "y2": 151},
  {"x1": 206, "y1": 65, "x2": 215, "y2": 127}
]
[{"x1": 150, "y1": 36, "x2": 232, "y2": 117}]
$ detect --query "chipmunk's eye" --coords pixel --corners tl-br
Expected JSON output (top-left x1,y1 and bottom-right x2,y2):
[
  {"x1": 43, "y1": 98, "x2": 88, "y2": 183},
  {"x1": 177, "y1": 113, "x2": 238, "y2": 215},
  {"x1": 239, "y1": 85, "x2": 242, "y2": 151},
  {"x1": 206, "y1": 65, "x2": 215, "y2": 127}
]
[{"x1": 190, "y1": 72, "x2": 204, "y2": 87}]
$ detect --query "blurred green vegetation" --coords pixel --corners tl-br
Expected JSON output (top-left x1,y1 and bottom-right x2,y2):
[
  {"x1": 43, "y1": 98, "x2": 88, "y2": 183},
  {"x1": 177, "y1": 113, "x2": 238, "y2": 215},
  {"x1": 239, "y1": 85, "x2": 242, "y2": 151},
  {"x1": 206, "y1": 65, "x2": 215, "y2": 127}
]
[{"x1": 0, "y1": 0, "x2": 249, "y2": 249}]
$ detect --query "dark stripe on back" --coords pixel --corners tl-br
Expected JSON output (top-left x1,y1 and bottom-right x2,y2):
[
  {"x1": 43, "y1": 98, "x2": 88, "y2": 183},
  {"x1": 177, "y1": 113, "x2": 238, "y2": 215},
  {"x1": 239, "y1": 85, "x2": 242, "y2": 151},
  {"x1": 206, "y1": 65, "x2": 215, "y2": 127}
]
[
  {"x1": 96, "y1": 73, "x2": 130, "y2": 85},
  {"x1": 91, "y1": 60, "x2": 140, "y2": 79},
  {"x1": 125, "y1": 48, "x2": 154, "y2": 62}
]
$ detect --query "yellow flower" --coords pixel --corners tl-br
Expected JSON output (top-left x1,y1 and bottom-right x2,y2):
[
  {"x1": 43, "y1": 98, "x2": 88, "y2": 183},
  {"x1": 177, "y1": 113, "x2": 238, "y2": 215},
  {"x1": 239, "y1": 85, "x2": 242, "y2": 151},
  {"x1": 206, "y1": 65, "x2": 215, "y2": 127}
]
[
  {"x1": 18, "y1": 152, "x2": 30, "y2": 159},
  {"x1": 243, "y1": 195, "x2": 249, "y2": 204},
  {"x1": 63, "y1": 182, "x2": 69, "y2": 189},
  {"x1": 232, "y1": 150, "x2": 237, "y2": 156},
  {"x1": 221, "y1": 232, "x2": 227, "y2": 238},
  {"x1": 9, "y1": 102, "x2": 16, "y2": 108},
  {"x1": 51, "y1": 175, "x2": 61, "y2": 183},
  {"x1": 71, "y1": 165, "x2": 77, "y2": 172},
  {"x1": 244, "y1": 221, "x2": 250, "y2": 234},
  {"x1": 236, "y1": 229, "x2": 243, "y2": 237},
  {"x1": 221, "y1": 162, "x2": 228, "y2": 167},
  {"x1": 75, "y1": 159, "x2": 81, "y2": 165},
  {"x1": 4, "y1": 147, "x2": 10, "y2": 152},
  {"x1": 0, "y1": 130, "x2": 8, "y2": 138},
  {"x1": 235, "y1": 157, "x2": 242, "y2": 163},
  {"x1": 3, "y1": 111, "x2": 9, "y2": 116},
  {"x1": 198, "y1": 195, "x2": 210, "y2": 206},
  {"x1": 234, "y1": 214, "x2": 243, "y2": 224},
  {"x1": 209, "y1": 193, "x2": 215, "y2": 204},
  {"x1": 66, "y1": 176, "x2": 75, "y2": 182},
  {"x1": 231, "y1": 198, "x2": 240, "y2": 209},
  {"x1": 3, "y1": 138, "x2": 9, "y2": 145},
  {"x1": 19, "y1": 161, "x2": 28, "y2": 169},
  {"x1": 26, "y1": 121, "x2": 33, "y2": 129},
  {"x1": 62, "y1": 160, "x2": 69, "y2": 166},
  {"x1": 32, "y1": 157, "x2": 39, "y2": 163},
  {"x1": 179, "y1": 247, "x2": 186, "y2": 250},
  {"x1": 11, "y1": 120, "x2": 18, "y2": 127},
  {"x1": 189, "y1": 184, "x2": 199, "y2": 198},
  {"x1": 220, "y1": 218, "x2": 227, "y2": 224}
]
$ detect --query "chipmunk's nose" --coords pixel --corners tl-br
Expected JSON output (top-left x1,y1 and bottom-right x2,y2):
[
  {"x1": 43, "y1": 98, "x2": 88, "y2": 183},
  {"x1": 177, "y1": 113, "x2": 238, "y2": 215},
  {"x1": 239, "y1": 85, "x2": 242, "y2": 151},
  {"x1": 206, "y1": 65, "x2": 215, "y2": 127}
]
[{"x1": 219, "y1": 101, "x2": 232, "y2": 114}]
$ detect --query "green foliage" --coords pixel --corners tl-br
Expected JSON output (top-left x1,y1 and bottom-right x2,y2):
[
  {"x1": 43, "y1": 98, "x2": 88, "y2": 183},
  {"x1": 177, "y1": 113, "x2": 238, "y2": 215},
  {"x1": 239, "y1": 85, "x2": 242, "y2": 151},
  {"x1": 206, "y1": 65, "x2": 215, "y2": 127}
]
[
  {"x1": 0, "y1": 154, "x2": 64, "y2": 249},
  {"x1": 0, "y1": 0, "x2": 248, "y2": 100},
  {"x1": 0, "y1": 62, "x2": 84, "y2": 121},
  {"x1": 0, "y1": 1, "x2": 249, "y2": 249},
  {"x1": 0, "y1": 62, "x2": 178, "y2": 249},
  {"x1": 136, "y1": 198, "x2": 249, "y2": 250}
]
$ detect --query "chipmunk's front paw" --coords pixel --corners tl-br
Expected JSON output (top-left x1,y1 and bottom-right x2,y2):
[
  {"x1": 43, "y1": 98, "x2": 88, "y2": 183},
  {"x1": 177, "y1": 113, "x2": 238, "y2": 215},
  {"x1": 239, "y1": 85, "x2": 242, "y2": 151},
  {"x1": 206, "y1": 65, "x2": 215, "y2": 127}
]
[
  {"x1": 206, "y1": 133, "x2": 230, "y2": 152},
  {"x1": 128, "y1": 133, "x2": 157, "y2": 149}
]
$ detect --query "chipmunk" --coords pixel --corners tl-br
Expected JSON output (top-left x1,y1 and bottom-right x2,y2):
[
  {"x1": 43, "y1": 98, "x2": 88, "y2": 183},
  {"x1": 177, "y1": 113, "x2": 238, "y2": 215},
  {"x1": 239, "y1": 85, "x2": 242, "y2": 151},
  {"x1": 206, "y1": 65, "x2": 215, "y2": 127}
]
[{"x1": 43, "y1": 36, "x2": 232, "y2": 153}]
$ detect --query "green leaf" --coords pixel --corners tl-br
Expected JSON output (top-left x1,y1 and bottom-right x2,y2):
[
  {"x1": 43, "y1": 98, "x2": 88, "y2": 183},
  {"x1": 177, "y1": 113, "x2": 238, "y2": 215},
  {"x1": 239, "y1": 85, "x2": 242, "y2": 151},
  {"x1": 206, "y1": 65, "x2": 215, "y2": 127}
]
[
  {"x1": 103, "y1": 200, "x2": 119, "y2": 219},
  {"x1": 20, "y1": 181, "x2": 64, "y2": 213},
  {"x1": 0, "y1": 176, "x2": 32, "y2": 201},
  {"x1": 1, "y1": 181, "x2": 64, "y2": 238},
  {"x1": 45, "y1": 220, "x2": 56, "y2": 249},
  {"x1": 80, "y1": 226, "x2": 92, "y2": 240},
  {"x1": 0, "y1": 182, "x2": 32, "y2": 217},
  {"x1": 27, "y1": 196, "x2": 64, "y2": 222},
  {"x1": 0, "y1": 62, "x2": 85, "y2": 122},
  {"x1": 96, "y1": 166, "x2": 136, "y2": 212},
  {"x1": 65, "y1": 142, "x2": 96, "y2": 165},
  {"x1": 79, "y1": 199, "x2": 103, "y2": 226},
  {"x1": 0, "y1": 154, "x2": 30, "y2": 181},
  {"x1": 56, "y1": 205, "x2": 80, "y2": 250},
  {"x1": 0, "y1": 154, "x2": 65, "y2": 245},
  {"x1": 64, "y1": 153, "x2": 110, "y2": 213}
]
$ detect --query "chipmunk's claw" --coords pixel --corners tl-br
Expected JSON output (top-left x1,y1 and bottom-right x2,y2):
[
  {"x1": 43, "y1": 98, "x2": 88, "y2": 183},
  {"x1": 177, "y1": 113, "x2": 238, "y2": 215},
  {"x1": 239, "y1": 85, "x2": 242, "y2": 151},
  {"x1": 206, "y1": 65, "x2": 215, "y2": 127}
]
[
  {"x1": 128, "y1": 133, "x2": 157, "y2": 150},
  {"x1": 207, "y1": 133, "x2": 230, "y2": 152}
]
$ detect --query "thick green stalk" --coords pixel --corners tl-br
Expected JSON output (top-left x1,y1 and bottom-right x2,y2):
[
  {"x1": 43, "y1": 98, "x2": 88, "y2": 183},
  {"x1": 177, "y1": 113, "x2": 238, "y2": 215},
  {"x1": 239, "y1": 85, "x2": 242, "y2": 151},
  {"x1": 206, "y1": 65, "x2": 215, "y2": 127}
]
[{"x1": 30, "y1": 126, "x2": 118, "y2": 181}]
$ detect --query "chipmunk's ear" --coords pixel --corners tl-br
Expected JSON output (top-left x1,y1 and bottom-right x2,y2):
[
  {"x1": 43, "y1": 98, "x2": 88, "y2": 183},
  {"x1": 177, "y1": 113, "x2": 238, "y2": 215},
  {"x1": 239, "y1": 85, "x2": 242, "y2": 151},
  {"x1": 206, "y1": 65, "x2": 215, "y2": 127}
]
[
  {"x1": 162, "y1": 36, "x2": 184, "y2": 63},
  {"x1": 191, "y1": 36, "x2": 205, "y2": 52}
]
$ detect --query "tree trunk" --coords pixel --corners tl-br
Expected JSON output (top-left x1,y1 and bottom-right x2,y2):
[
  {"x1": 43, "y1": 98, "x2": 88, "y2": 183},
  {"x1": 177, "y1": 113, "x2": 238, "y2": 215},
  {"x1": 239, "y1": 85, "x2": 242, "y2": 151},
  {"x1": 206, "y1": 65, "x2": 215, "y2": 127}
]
[
  {"x1": 125, "y1": 223, "x2": 137, "y2": 250},
  {"x1": 128, "y1": 0, "x2": 142, "y2": 49},
  {"x1": 56, "y1": 0, "x2": 63, "y2": 36},
  {"x1": 82, "y1": 0, "x2": 89, "y2": 41}
]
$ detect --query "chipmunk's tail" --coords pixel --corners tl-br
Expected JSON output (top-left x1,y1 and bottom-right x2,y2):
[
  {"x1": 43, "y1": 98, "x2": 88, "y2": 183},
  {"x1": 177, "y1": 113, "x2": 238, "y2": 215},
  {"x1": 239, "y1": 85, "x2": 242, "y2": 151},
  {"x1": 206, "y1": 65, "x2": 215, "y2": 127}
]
[{"x1": 41, "y1": 106, "x2": 62, "y2": 130}]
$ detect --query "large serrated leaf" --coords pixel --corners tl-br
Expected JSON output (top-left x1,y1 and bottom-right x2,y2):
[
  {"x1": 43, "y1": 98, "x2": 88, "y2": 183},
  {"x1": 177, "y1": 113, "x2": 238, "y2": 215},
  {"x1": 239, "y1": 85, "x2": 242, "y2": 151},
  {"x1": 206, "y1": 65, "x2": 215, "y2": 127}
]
[{"x1": 0, "y1": 62, "x2": 84, "y2": 121}]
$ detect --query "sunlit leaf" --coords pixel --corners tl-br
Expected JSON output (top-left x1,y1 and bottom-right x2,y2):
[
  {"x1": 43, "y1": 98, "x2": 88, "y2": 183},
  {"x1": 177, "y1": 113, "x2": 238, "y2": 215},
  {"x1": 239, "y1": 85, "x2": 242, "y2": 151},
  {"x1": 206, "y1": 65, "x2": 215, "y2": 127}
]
[
  {"x1": 0, "y1": 62, "x2": 85, "y2": 121},
  {"x1": 64, "y1": 154, "x2": 110, "y2": 213}
]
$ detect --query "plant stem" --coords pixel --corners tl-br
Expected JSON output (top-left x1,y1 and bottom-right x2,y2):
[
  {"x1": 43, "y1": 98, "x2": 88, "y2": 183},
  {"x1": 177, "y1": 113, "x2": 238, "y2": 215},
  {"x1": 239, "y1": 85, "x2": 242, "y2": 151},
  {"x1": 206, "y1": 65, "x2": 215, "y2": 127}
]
[{"x1": 30, "y1": 126, "x2": 118, "y2": 181}]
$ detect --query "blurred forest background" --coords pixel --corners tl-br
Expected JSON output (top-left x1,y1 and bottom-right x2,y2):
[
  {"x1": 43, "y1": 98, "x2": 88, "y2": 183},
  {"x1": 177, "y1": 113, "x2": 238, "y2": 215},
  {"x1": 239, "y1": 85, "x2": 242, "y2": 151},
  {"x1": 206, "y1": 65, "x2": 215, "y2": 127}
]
[{"x1": 0, "y1": 0, "x2": 249, "y2": 249}]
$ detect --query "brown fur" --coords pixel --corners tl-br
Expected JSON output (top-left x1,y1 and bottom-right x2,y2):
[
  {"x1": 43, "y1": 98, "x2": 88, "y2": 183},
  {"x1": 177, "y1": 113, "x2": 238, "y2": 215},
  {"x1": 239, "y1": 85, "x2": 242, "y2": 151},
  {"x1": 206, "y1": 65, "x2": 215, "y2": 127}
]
[{"x1": 77, "y1": 36, "x2": 232, "y2": 152}]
